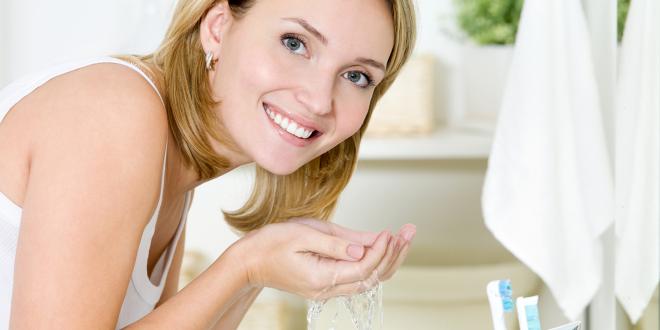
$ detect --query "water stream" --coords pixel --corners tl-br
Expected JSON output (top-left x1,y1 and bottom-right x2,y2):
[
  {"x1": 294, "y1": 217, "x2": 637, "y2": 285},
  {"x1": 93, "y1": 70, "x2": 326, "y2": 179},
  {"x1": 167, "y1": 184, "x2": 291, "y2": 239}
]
[{"x1": 307, "y1": 282, "x2": 384, "y2": 330}]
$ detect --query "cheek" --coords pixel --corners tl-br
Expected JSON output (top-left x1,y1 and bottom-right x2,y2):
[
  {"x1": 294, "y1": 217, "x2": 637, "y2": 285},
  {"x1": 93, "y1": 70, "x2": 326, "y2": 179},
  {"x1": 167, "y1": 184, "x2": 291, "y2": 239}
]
[
  {"x1": 234, "y1": 39, "x2": 293, "y2": 94},
  {"x1": 236, "y1": 53, "x2": 279, "y2": 94},
  {"x1": 337, "y1": 100, "x2": 371, "y2": 138}
]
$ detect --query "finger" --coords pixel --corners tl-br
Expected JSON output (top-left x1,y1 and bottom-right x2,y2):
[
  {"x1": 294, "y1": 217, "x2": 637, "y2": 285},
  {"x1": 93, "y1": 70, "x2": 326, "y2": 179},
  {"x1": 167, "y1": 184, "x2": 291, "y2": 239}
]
[
  {"x1": 290, "y1": 218, "x2": 379, "y2": 246},
  {"x1": 331, "y1": 230, "x2": 390, "y2": 284},
  {"x1": 384, "y1": 225, "x2": 416, "y2": 275},
  {"x1": 380, "y1": 241, "x2": 411, "y2": 281},
  {"x1": 381, "y1": 236, "x2": 404, "y2": 280},
  {"x1": 375, "y1": 237, "x2": 396, "y2": 279},
  {"x1": 398, "y1": 223, "x2": 417, "y2": 243},
  {"x1": 381, "y1": 224, "x2": 415, "y2": 277},
  {"x1": 378, "y1": 235, "x2": 403, "y2": 278},
  {"x1": 298, "y1": 225, "x2": 368, "y2": 261}
]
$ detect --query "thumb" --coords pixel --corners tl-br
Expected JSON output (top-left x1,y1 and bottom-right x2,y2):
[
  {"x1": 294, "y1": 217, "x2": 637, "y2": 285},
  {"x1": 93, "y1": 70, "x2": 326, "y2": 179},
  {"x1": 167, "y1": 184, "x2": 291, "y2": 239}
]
[
  {"x1": 300, "y1": 226, "x2": 380, "y2": 261},
  {"x1": 290, "y1": 218, "x2": 380, "y2": 247}
]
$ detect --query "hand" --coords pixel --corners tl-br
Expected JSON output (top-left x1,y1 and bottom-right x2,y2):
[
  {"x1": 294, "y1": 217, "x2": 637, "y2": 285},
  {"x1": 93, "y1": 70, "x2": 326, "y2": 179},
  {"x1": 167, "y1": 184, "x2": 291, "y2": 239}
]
[
  {"x1": 231, "y1": 220, "x2": 388, "y2": 300},
  {"x1": 230, "y1": 219, "x2": 416, "y2": 300},
  {"x1": 289, "y1": 218, "x2": 416, "y2": 282}
]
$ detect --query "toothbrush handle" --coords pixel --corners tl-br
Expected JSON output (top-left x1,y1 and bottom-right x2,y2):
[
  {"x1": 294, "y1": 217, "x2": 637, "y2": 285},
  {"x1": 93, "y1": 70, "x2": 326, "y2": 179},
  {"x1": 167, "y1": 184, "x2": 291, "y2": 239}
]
[{"x1": 491, "y1": 313, "x2": 508, "y2": 330}]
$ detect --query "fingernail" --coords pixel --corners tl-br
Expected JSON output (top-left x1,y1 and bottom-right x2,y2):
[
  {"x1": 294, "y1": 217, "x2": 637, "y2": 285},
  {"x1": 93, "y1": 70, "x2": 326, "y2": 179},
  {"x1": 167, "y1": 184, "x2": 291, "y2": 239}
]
[
  {"x1": 347, "y1": 244, "x2": 364, "y2": 259},
  {"x1": 402, "y1": 230, "x2": 415, "y2": 242}
]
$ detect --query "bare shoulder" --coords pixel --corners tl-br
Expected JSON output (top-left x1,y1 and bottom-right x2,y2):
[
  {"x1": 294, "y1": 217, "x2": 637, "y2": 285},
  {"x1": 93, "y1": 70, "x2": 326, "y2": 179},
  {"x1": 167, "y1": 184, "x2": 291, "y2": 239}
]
[
  {"x1": 24, "y1": 60, "x2": 171, "y2": 222},
  {"x1": 27, "y1": 61, "x2": 168, "y2": 144},
  {"x1": 25, "y1": 61, "x2": 169, "y2": 182}
]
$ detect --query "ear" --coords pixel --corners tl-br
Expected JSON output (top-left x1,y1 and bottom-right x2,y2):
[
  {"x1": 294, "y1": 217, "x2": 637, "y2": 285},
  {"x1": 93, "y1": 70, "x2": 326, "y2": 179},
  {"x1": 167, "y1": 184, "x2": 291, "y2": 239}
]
[{"x1": 200, "y1": 1, "x2": 233, "y2": 56}]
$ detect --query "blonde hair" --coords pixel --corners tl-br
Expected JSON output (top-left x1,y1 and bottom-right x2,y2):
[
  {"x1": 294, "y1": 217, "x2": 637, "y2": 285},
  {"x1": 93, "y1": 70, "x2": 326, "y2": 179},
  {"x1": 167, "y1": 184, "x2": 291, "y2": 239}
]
[{"x1": 141, "y1": 0, "x2": 416, "y2": 232}]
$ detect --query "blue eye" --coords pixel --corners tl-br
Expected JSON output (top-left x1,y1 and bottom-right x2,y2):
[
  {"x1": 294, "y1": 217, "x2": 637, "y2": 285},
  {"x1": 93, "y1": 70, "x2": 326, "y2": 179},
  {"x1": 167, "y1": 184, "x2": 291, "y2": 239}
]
[
  {"x1": 343, "y1": 71, "x2": 373, "y2": 88},
  {"x1": 281, "y1": 35, "x2": 307, "y2": 55}
]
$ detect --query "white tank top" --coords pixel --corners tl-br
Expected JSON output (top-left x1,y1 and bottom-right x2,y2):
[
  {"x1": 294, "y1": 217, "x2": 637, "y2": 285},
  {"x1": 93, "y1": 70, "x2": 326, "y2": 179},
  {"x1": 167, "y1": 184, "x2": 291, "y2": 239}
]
[{"x1": 0, "y1": 57, "x2": 191, "y2": 329}]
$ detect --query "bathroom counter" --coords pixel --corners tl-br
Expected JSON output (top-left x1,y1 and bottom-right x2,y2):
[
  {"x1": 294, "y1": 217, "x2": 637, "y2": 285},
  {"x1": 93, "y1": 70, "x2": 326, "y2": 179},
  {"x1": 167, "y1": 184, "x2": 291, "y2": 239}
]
[{"x1": 359, "y1": 127, "x2": 493, "y2": 161}]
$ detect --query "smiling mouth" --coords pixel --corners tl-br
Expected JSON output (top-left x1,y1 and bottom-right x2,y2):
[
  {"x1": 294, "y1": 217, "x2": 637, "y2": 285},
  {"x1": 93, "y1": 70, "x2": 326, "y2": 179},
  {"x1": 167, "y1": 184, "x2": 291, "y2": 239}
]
[{"x1": 263, "y1": 103, "x2": 321, "y2": 140}]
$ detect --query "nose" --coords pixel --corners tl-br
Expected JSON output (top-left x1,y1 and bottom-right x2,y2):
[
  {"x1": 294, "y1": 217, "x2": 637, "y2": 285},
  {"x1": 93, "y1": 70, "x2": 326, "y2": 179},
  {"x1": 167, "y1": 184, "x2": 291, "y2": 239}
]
[{"x1": 294, "y1": 73, "x2": 335, "y2": 116}]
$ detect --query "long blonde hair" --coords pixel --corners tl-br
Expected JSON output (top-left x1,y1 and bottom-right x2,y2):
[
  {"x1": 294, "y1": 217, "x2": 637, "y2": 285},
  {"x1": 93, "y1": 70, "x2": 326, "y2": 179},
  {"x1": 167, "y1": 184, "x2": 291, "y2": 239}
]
[{"x1": 142, "y1": 0, "x2": 416, "y2": 232}]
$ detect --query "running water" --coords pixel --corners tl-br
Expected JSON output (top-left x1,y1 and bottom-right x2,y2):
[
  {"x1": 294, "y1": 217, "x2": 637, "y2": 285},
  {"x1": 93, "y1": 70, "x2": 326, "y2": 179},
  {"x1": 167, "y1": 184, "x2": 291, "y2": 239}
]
[
  {"x1": 307, "y1": 283, "x2": 384, "y2": 330},
  {"x1": 307, "y1": 299, "x2": 326, "y2": 330}
]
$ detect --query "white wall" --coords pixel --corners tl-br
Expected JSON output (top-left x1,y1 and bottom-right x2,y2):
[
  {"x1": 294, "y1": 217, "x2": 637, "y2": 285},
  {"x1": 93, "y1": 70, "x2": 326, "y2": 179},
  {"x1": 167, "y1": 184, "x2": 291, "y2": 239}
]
[
  {"x1": 0, "y1": 0, "x2": 8, "y2": 88},
  {"x1": 2, "y1": 0, "x2": 175, "y2": 83}
]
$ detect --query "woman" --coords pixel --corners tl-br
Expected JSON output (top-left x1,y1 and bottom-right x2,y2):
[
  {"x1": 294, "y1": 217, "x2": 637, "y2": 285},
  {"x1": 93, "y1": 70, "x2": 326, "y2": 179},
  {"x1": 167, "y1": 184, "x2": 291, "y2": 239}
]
[{"x1": 0, "y1": 0, "x2": 417, "y2": 328}]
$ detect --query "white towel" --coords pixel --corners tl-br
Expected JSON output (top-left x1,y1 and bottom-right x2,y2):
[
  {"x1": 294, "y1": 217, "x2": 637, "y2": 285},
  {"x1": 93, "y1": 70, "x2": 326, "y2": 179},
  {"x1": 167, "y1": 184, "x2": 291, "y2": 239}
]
[
  {"x1": 614, "y1": 0, "x2": 660, "y2": 323},
  {"x1": 481, "y1": 0, "x2": 613, "y2": 320}
]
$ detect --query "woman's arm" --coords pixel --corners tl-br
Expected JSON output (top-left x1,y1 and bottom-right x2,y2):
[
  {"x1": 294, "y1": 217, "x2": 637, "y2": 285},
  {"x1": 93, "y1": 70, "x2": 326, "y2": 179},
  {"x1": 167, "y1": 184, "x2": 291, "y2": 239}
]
[
  {"x1": 124, "y1": 245, "x2": 251, "y2": 329},
  {"x1": 140, "y1": 224, "x2": 257, "y2": 329},
  {"x1": 155, "y1": 226, "x2": 262, "y2": 330},
  {"x1": 210, "y1": 287, "x2": 263, "y2": 330}
]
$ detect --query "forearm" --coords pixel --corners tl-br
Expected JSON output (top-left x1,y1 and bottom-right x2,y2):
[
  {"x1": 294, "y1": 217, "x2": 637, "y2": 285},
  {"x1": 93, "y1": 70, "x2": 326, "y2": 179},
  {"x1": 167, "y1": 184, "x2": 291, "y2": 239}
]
[
  {"x1": 123, "y1": 246, "x2": 251, "y2": 330},
  {"x1": 210, "y1": 286, "x2": 263, "y2": 330}
]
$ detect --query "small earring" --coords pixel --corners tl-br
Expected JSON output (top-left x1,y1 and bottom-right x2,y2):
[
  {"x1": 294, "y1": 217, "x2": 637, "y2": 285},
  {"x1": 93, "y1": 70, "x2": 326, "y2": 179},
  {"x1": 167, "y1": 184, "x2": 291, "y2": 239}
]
[{"x1": 205, "y1": 51, "x2": 218, "y2": 70}]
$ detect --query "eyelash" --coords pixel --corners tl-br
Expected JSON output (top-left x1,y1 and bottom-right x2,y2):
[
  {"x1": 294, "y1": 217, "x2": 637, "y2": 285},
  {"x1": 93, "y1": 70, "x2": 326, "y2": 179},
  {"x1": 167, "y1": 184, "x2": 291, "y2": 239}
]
[
  {"x1": 280, "y1": 33, "x2": 375, "y2": 89},
  {"x1": 351, "y1": 71, "x2": 375, "y2": 89}
]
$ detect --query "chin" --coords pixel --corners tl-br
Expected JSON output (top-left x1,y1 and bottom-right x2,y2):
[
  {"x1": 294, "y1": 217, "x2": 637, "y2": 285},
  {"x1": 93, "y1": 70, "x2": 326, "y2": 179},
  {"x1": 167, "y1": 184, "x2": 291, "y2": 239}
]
[{"x1": 256, "y1": 158, "x2": 305, "y2": 176}]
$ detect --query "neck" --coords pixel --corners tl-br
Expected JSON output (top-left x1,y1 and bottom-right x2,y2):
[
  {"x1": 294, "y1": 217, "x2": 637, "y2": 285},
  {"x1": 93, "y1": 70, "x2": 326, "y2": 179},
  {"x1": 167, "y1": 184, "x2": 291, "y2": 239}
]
[{"x1": 163, "y1": 118, "x2": 253, "y2": 201}]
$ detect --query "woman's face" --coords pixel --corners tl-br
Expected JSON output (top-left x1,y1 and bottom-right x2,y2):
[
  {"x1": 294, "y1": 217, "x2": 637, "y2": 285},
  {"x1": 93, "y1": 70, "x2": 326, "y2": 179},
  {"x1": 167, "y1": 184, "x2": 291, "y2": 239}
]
[{"x1": 208, "y1": 0, "x2": 394, "y2": 175}]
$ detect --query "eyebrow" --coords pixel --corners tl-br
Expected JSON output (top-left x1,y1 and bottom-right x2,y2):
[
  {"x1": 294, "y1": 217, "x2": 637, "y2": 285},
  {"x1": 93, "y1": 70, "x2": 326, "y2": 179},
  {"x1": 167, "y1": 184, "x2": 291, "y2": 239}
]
[
  {"x1": 356, "y1": 57, "x2": 386, "y2": 72},
  {"x1": 282, "y1": 17, "x2": 387, "y2": 73},
  {"x1": 283, "y1": 17, "x2": 327, "y2": 45}
]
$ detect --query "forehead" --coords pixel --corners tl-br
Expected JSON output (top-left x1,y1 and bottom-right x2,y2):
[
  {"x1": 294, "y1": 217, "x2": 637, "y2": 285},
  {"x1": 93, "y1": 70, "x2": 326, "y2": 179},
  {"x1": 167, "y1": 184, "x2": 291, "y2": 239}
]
[{"x1": 240, "y1": 0, "x2": 395, "y2": 63}]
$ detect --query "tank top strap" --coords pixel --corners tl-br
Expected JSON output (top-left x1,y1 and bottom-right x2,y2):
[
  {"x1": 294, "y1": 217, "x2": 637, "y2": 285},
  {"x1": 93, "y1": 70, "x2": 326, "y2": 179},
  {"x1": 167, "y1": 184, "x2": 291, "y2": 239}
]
[{"x1": 101, "y1": 57, "x2": 164, "y2": 105}]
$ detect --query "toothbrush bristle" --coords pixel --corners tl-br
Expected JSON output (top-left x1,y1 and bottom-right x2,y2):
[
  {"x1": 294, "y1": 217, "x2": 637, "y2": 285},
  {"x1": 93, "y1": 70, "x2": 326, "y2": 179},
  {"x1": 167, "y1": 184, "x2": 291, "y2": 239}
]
[{"x1": 499, "y1": 280, "x2": 514, "y2": 312}]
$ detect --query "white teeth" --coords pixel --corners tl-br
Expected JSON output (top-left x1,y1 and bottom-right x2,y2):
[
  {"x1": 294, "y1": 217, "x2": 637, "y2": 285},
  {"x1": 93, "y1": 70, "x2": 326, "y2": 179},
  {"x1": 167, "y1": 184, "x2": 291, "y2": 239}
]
[
  {"x1": 265, "y1": 104, "x2": 316, "y2": 139},
  {"x1": 287, "y1": 122, "x2": 298, "y2": 134}
]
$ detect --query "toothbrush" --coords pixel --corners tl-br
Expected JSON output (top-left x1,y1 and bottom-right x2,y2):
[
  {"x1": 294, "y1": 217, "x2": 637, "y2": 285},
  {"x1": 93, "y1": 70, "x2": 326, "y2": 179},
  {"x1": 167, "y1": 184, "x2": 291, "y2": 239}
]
[
  {"x1": 516, "y1": 296, "x2": 542, "y2": 330},
  {"x1": 487, "y1": 279, "x2": 514, "y2": 330}
]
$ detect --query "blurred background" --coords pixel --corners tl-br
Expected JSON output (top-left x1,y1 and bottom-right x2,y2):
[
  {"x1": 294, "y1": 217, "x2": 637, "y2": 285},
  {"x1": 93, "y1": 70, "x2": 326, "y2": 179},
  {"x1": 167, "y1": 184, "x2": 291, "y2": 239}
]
[{"x1": 1, "y1": 0, "x2": 656, "y2": 329}]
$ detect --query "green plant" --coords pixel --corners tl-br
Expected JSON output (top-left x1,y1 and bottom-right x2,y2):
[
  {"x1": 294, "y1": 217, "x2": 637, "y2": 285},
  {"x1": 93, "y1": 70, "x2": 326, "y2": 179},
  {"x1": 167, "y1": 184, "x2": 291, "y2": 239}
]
[
  {"x1": 454, "y1": 0, "x2": 524, "y2": 45},
  {"x1": 618, "y1": 0, "x2": 630, "y2": 41},
  {"x1": 455, "y1": 0, "x2": 631, "y2": 45}
]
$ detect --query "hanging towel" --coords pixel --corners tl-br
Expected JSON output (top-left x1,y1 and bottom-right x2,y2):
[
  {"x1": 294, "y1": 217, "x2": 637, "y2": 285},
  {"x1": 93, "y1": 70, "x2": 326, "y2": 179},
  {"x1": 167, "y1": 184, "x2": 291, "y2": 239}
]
[
  {"x1": 481, "y1": 0, "x2": 613, "y2": 320},
  {"x1": 614, "y1": 0, "x2": 660, "y2": 323}
]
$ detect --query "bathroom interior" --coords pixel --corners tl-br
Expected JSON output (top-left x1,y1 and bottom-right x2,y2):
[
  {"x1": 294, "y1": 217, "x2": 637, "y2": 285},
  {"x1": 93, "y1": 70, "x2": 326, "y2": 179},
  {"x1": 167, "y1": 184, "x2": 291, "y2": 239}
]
[{"x1": 0, "y1": 0, "x2": 657, "y2": 329}]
